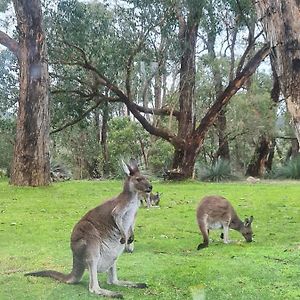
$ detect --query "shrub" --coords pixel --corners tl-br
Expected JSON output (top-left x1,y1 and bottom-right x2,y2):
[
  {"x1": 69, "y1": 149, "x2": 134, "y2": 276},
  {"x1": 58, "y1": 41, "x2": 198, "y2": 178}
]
[
  {"x1": 274, "y1": 156, "x2": 300, "y2": 179},
  {"x1": 0, "y1": 168, "x2": 7, "y2": 178},
  {"x1": 196, "y1": 159, "x2": 236, "y2": 182},
  {"x1": 148, "y1": 139, "x2": 173, "y2": 175},
  {"x1": 50, "y1": 161, "x2": 72, "y2": 182}
]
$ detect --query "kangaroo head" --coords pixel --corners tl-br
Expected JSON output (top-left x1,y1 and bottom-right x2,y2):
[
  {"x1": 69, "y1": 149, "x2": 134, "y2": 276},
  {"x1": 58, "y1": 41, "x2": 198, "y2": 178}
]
[
  {"x1": 241, "y1": 216, "x2": 254, "y2": 242},
  {"x1": 122, "y1": 160, "x2": 152, "y2": 193},
  {"x1": 150, "y1": 192, "x2": 161, "y2": 205}
]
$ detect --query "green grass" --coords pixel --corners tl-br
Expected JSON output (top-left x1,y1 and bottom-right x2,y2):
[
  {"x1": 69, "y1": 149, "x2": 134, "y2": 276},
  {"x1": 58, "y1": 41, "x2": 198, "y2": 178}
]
[{"x1": 0, "y1": 179, "x2": 300, "y2": 299}]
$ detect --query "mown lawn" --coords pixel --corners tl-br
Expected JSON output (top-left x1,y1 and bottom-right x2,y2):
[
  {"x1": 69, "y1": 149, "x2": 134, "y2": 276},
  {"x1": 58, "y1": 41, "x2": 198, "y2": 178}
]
[{"x1": 0, "y1": 178, "x2": 299, "y2": 299}]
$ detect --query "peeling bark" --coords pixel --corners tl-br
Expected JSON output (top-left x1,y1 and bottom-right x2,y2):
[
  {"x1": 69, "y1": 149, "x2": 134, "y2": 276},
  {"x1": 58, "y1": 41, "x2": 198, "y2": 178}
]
[
  {"x1": 9, "y1": 0, "x2": 50, "y2": 186},
  {"x1": 255, "y1": 0, "x2": 300, "y2": 150}
]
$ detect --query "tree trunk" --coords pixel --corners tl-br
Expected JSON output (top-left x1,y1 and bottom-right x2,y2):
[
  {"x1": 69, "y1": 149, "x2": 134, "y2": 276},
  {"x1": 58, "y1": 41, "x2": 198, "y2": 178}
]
[
  {"x1": 266, "y1": 138, "x2": 276, "y2": 172},
  {"x1": 10, "y1": 0, "x2": 50, "y2": 186},
  {"x1": 177, "y1": 10, "x2": 198, "y2": 140},
  {"x1": 246, "y1": 135, "x2": 271, "y2": 177},
  {"x1": 206, "y1": 29, "x2": 230, "y2": 162},
  {"x1": 215, "y1": 109, "x2": 230, "y2": 161},
  {"x1": 169, "y1": 141, "x2": 199, "y2": 179},
  {"x1": 255, "y1": 0, "x2": 300, "y2": 150},
  {"x1": 101, "y1": 101, "x2": 109, "y2": 176}
]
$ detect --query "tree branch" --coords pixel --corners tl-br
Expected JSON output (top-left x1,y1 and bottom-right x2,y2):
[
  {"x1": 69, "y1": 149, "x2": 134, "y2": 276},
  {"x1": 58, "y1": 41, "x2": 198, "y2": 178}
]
[
  {"x1": 0, "y1": 30, "x2": 19, "y2": 58},
  {"x1": 236, "y1": 30, "x2": 263, "y2": 75},
  {"x1": 50, "y1": 99, "x2": 103, "y2": 134},
  {"x1": 53, "y1": 40, "x2": 182, "y2": 146},
  {"x1": 194, "y1": 43, "x2": 270, "y2": 143},
  {"x1": 132, "y1": 103, "x2": 180, "y2": 119}
]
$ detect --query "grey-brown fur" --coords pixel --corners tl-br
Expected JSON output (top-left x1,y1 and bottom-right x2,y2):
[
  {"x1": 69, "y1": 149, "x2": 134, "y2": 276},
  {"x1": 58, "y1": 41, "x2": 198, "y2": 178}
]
[
  {"x1": 25, "y1": 160, "x2": 152, "y2": 298},
  {"x1": 196, "y1": 195, "x2": 253, "y2": 250},
  {"x1": 140, "y1": 191, "x2": 161, "y2": 208}
]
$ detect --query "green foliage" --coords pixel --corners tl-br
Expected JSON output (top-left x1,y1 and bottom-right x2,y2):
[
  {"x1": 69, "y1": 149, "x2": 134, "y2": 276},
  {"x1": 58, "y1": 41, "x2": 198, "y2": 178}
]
[
  {"x1": 107, "y1": 117, "x2": 151, "y2": 176},
  {"x1": 197, "y1": 159, "x2": 236, "y2": 182},
  {"x1": 50, "y1": 160, "x2": 72, "y2": 181},
  {"x1": 147, "y1": 139, "x2": 174, "y2": 174},
  {"x1": 0, "y1": 117, "x2": 14, "y2": 172},
  {"x1": 0, "y1": 180, "x2": 300, "y2": 299},
  {"x1": 0, "y1": 50, "x2": 18, "y2": 113},
  {"x1": 0, "y1": 0, "x2": 9, "y2": 12},
  {"x1": 51, "y1": 124, "x2": 101, "y2": 179},
  {"x1": 274, "y1": 156, "x2": 300, "y2": 179}
]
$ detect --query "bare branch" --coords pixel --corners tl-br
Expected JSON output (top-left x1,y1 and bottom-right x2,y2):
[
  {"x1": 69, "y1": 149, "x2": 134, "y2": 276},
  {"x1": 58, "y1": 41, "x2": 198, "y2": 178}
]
[
  {"x1": 61, "y1": 39, "x2": 89, "y2": 65},
  {"x1": 125, "y1": 17, "x2": 165, "y2": 100},
  {"x1": 51, "y1": 89, "x2": 97, "y2": 99},
  {"x1": 51, "y1": 40, "x2": 182, "y2": 146},
  {"x1": 0, "y1": 30, "x2": 19, "y2": 58},
  {"x1": 132, "y1": 103, "x2": 180, "y2": 119},
  {"x1": 236, "y1": 30, "x2": 264, "y2": 75},
  {"x1": 50, "y1": 99, "x2": 103, "y2": 134},
  {"x1": 194, "y1": 43, "x2": 270, "y2": 143}
]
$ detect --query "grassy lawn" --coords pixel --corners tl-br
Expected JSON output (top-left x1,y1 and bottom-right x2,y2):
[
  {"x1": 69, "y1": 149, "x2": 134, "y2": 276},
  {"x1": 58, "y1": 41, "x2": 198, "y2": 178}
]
[{"x1": 0, "y1": 178, "x2": 300, "y2": 299}]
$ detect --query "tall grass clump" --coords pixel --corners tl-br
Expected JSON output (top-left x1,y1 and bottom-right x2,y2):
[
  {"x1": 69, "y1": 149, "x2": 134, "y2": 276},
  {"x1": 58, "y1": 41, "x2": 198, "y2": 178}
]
[
  {"x1": 196, "y1": 159, "x2": 236, "y2": 182},
  {"x1": 274, "y1": 156, "x2": 300, "y2": 179}
]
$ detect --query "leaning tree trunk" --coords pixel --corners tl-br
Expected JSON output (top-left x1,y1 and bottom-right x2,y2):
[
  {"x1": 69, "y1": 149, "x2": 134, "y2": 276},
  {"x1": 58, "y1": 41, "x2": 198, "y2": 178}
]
[
  {"x1": 10, "y1": 0, "x2": 50, "y2": 186},
  {"x1": 255, "y1": 0, "x2": 300, "y2": 151}
]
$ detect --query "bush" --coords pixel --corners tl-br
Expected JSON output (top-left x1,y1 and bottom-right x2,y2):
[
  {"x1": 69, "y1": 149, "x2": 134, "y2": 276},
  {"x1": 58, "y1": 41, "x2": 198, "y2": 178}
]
[
  {"x1": 274, "y1": 156, "x2": 300, "y2": 179},
  {"x1": 196, "y1": 159, "x2": 236, "y2": 182},
  {"x1": 107, "y1": 117, "x2": 151, "y2": 177},
  {"x1": 0, "y1": 168, "x2": 7, "y2": 178},
  {"x1": 50, "y1": 161, "x2": 72, "y2": 182},
  {"x1": 148, "y1": 139, "x2": 173, "y2": 175}
]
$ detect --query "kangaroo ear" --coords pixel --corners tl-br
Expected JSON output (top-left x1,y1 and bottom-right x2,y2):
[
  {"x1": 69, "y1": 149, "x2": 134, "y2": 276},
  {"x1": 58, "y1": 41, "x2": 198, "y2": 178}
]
[
  {"x1": 121, "y1": 160, "x2": 130, "y2": 176},
  {"x1": 244, "y1": 216, "x2": 253, "y2": 227},
  {"x1": 128, "y1": 159, "x2": 139, "y2": 174}
]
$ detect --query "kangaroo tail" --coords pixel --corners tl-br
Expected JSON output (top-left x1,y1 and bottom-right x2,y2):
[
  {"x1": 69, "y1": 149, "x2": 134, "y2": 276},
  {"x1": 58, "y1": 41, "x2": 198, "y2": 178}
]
[
  {"x1": 25, "y1": 270, "x2": 73, "y2": 283},
  {"x1": 25, "y1": 257, "x2": 85, "y2": 284}
]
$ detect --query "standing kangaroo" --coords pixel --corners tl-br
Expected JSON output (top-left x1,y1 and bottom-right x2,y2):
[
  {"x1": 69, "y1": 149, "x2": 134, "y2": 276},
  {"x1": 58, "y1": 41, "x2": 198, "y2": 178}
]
[
  {"x1": 196, "y1": 195, "x2": 253, "y2": 250},
  {"x1": 25, "y1": 160, "x2": 152, "y2": 298}
]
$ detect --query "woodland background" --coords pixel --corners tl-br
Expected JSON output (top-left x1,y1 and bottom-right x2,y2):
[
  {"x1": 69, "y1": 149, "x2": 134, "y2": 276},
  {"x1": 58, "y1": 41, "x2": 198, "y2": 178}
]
[{"x1": 0, "y1": 0, "x2": 300, "y2": 184}]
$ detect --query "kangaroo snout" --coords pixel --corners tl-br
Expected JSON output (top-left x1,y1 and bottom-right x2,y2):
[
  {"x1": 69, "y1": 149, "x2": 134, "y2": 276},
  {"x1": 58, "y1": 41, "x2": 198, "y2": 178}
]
[{"x1": 145, "y1": 185, "x2": 153, "y2": 193}]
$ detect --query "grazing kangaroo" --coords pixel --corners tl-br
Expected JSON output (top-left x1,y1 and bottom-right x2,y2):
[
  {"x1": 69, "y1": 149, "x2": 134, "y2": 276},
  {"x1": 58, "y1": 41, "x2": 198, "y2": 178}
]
[
  {"x1": 25, "y1": 160, "x2": 152, "y2": 298},
  {"x1": 196, "y1": 195, "x2": 253, "y2": 250}
]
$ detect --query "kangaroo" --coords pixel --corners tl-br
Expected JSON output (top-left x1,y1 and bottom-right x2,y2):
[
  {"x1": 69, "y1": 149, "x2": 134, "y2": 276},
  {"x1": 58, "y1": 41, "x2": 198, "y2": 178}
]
[
  {"x1": 196, "y1": 195, "x2": 253, "y2": 250},
  {"x1": 140, "y1": 191, "x2": 161, "y2": 208},
  {"x1": 25, "y1": 160, "x2": 152, "y2": 298}
]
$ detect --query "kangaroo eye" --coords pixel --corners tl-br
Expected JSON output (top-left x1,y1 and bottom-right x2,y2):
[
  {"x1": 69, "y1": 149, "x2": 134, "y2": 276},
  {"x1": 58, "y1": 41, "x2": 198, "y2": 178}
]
[{"x1": 136, "y1": 177, "x2": 142, "y2": 182}]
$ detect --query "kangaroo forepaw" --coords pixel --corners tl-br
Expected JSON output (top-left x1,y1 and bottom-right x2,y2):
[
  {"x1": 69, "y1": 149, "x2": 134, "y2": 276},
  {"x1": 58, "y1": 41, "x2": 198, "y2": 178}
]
[
  {"x1": 127, "y1": 234, "x2": 134, "y2": 244},
  {"x1": 197, "y1": 243, "x2": 208, "y2": 250}
]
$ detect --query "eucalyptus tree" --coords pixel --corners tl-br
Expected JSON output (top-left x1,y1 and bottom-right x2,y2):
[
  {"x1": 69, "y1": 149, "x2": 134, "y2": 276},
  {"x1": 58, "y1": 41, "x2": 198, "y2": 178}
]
[
  {"x1": 0, "y1": 0, "x2": 50, "y2": 186},
  {"x1": 48, "y1": 0, "x2": 270, "y2": 179},
  {"x1": 254, "y1": 0, "x2": 300, "y2": 152},
  {"x1": 198, "y1": 0, "x2": 258, "y2": 162}
]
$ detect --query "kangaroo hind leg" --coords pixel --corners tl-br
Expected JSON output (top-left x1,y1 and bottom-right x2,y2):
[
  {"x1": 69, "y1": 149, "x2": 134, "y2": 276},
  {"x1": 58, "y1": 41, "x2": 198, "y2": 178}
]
[
  {"x1": 197, "y1": 218, "x2": 209, "y2": 250},
  {"x1": 107, "y1": 262, "x2": 147, "y2": 289},
  {"x1": 85, "y1": 244, "x2": 123, "y2": 299}
]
